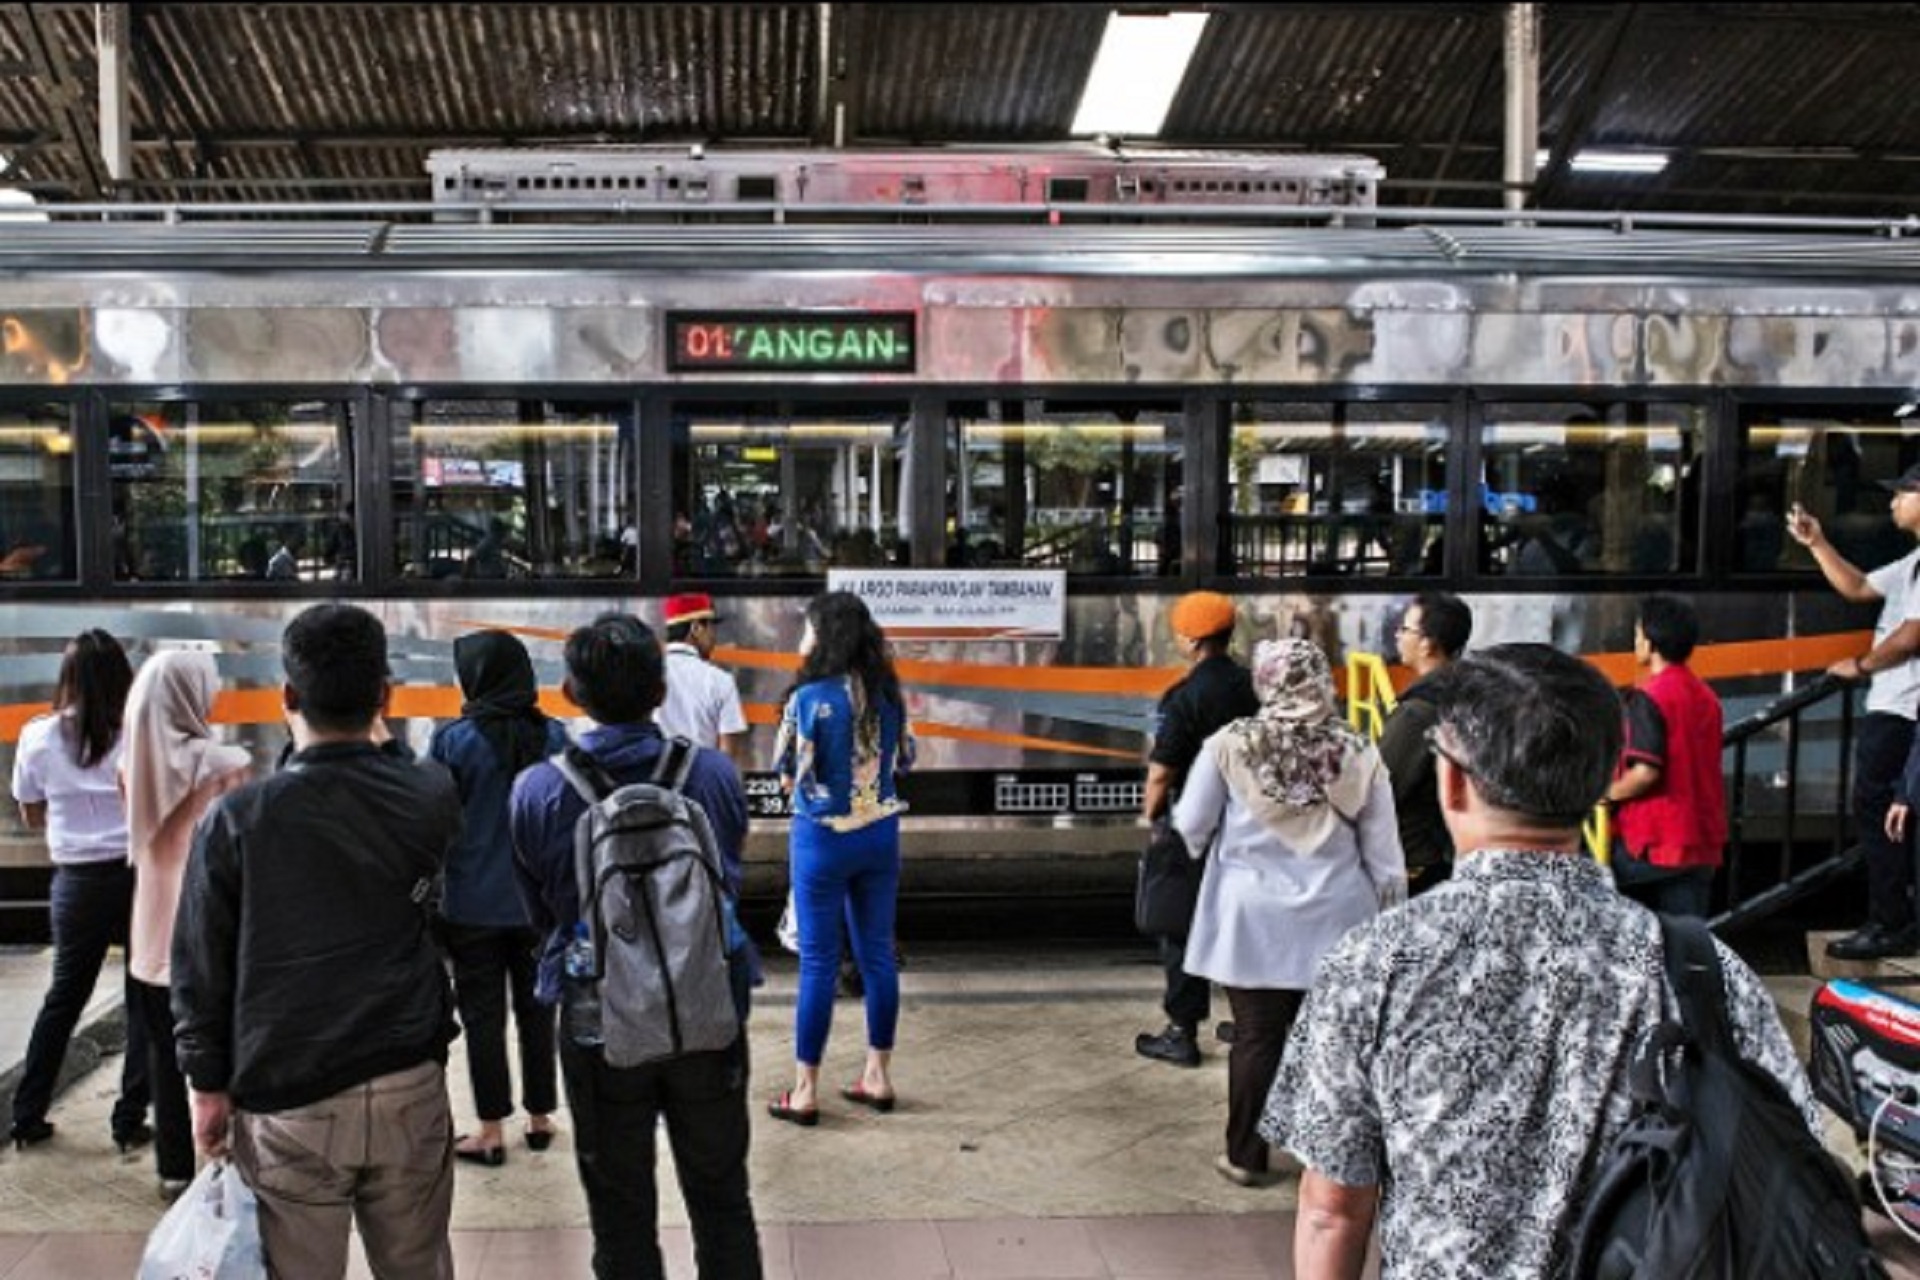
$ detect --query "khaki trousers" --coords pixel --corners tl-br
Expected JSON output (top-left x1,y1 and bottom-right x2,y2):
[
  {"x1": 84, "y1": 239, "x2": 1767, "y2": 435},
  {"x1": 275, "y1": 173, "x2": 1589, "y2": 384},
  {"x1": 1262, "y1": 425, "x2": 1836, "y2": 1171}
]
[{"x1": 232, "y1": 1060, "x2": 455, "y2": 1280}]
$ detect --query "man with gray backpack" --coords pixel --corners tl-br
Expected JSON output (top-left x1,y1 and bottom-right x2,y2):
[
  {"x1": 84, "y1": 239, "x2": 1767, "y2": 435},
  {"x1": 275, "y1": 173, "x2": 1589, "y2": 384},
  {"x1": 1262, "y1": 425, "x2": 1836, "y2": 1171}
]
[{"x1": 512, "y1": 613, "x2": 762, "y2": 1280}]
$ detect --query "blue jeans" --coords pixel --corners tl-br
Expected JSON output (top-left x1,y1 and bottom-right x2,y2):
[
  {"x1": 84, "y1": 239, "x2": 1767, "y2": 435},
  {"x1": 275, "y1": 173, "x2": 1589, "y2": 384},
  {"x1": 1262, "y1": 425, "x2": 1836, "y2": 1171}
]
[
  {"x1": 11, "y1": 859, "x2": 149, "y2": 1138},
  {"x1": 558, "y1": 1036, "x2": 762, "y2": 1280},
  {"x1": 791, "y1": 816, "x2": 899, "y2": 1066}
]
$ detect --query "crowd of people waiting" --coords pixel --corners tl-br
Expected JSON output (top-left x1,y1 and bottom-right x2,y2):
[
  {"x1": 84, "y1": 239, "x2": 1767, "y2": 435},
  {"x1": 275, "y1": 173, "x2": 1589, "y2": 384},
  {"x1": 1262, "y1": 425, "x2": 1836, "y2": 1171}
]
[{"x1": 18, "y1": 459, "x2": 1920, "y2": 1276}]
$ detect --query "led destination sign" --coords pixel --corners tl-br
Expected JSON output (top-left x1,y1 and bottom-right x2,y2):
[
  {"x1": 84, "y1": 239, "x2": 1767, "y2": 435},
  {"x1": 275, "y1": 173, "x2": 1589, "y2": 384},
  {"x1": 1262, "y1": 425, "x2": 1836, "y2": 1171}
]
[{"x1": 668, "y1": 312, "x2": 917, "y2": 374}]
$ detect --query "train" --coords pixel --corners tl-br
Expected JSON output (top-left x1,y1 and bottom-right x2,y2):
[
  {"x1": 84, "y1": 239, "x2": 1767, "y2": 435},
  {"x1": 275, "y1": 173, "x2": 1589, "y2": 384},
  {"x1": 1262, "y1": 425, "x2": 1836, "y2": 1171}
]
[{"x1": 0, "y1": 146, "x2": 1914, "y2": 914}]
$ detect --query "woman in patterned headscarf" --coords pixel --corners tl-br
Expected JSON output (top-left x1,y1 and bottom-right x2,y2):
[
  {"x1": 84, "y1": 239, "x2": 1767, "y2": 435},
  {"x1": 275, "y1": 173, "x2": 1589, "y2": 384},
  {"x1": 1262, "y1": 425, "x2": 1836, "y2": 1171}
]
[{"x1": 1173, "y1": 637, "x2": 1405, "y2": 1188}]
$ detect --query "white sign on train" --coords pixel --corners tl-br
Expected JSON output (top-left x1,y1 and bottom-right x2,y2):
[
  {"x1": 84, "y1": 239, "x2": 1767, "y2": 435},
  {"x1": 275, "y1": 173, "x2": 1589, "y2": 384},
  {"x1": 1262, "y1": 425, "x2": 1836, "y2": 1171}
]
[{"x1": 826, "y1": 569, "x2": 1067, "y2": 641}]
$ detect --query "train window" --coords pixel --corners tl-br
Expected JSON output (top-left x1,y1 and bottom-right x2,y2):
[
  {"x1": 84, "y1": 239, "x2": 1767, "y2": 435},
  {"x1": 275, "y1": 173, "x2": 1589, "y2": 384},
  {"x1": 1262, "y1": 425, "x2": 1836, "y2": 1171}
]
[
  {"x1": 390, "y1": 400, "x2": 633, "y2": 581},
  {"x1": 1738, "y1": 405, "x2": 1917, "y2": 574},
  {"x1": 945, "y1": 401, "x2": 1181, "y2": 578},
  {"x1": 0, "y1": 402, "x2": 75, "y2": 582},
  {"x1": 1222, "y1": 401, "x2": 1447, "y2": 579},
  {"x1": 1478, "y1": 402, "x2": 1702, "y2": 577},
  {"x1": 670, "y1": 403, "x2": 911, "y2": 577},
  {"x1": 109, "y1": 400, "x2": 355, "y2": 584}
]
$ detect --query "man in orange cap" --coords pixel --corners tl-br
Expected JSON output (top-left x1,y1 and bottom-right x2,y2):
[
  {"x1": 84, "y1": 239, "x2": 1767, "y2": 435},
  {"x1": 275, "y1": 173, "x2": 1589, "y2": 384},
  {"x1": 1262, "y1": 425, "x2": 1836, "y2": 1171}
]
[
  {"x1": 657, "y1": 593, "x2": 749, "y2": 766},
  {"x1": 1136, "y1": 591, "x2": 1258, "y2": 1067}
]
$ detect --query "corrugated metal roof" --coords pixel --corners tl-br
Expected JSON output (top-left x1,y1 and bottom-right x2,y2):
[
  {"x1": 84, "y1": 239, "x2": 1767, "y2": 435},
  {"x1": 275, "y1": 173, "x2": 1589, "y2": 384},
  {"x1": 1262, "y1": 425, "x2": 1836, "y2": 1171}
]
[{"x1": 3, "y1": 3, "x2": 1919, "y2": 216}]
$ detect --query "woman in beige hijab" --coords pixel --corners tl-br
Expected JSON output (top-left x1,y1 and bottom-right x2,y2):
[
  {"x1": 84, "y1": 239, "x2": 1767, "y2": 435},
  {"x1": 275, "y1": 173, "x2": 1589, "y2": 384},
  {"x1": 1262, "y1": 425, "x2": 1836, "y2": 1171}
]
[
  {"x1": 1174, "y1": 638, "x2": 1405, "y2": 1188},
  {"x1": 120, "y1": 650, "x2": 250, "y2": 1196}
]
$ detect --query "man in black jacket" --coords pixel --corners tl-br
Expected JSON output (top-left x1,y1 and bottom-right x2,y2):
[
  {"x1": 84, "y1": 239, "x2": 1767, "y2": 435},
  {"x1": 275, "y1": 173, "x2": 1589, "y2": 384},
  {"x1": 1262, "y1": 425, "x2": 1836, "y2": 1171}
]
[
  {"x1": 1135, "y1": 591, "x2": 1259, "y2": 1068},
  {"x1": 1377, "y1": 592, "x2": 1473, "y2": 894},
  {"x1": 173, "y1": 603, "x2": 462, "y2": 1280}
]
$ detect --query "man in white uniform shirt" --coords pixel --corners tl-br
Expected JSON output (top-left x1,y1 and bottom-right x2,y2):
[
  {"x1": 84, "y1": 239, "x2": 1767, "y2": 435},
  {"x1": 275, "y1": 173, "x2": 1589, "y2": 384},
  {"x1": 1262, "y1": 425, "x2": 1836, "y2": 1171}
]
[
  {"x1": 1788, "y1": 460, "x2": 1920, "y2": 959},
  {"x1": 657, "y1": 592, "x2": 750, "y2": 762}
]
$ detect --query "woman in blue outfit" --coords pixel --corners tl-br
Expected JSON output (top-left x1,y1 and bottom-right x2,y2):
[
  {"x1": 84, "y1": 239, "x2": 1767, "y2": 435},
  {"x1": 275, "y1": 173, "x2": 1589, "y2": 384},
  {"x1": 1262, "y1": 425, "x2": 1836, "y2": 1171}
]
[
  {"x1": 429, "y1": 629, "x2": 568, "y2": 1164},
  {"x1": 8, "y1": 630, "x2": 150, "y2": 1152},
  {"x1": 768, "y1": 591, "x2": 914, "y2": 1125}
]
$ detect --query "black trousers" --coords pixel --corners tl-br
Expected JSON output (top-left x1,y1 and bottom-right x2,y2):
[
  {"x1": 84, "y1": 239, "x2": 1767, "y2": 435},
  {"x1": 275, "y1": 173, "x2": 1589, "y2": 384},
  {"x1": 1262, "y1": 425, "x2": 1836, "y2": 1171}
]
[
  {"x1": 11, "y1": 860, "x2": 148, "y2": 1137},
  {"x1": 445, "y1": 923, "x2": 557, "y2": 1123},
  {"x1": 130, "y1": 978, "x2": 194, "y2": 1182},
  {"x1": 1856, "y1": 712, "x2": 1916, "y2": 930},
  {"x1": 1157, "y1": 935, "x2": 1210, "y2": 1032},
  {"x1": 558, "y1": 1035, "x2": 762, "y2": 1280},
  {"x1": 1222, "y1": 986, "x2": 1305, "y2": 1173}
]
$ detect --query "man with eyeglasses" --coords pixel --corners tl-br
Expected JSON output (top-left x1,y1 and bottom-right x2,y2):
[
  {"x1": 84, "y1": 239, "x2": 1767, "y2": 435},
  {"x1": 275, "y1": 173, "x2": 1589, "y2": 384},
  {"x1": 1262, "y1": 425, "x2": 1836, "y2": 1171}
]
[
  {"x1": 1376, "y1": 592, "x2": 1472, "y2": 894},
  {"x1": 1787, "y1": 465, "x2": 1920, "y2": 960},
  {"x1": 1262, "y1": 644, "x2": 1815, "y2": 1280}
]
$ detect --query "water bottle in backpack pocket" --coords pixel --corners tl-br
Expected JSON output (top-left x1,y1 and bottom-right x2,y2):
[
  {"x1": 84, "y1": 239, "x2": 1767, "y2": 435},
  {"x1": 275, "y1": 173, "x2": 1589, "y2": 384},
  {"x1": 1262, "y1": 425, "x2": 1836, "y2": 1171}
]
[{"x1": 552, "y1": 738, "x2": 740, "y2": 1068}]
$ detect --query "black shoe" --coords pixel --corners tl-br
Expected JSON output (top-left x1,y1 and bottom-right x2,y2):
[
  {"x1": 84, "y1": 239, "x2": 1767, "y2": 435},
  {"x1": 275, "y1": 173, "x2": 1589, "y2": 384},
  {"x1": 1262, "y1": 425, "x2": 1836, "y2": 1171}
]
[
  {"x1": 1827, "y1": 923, "x2": 1920, "y2": 961},
  {"x1": 1134, "y1": 1024, "x2": 1201, "y2": 1068},
  {"x1": 1216, "y1": 1021, "x2": 1237, "y2": 1045},
  {"x1": 113, "y1": 1122, "x2": 154, "y2": 1154},
  {"x1": 9, "y1": 1118, "x2": 54, "y2": 1150}
]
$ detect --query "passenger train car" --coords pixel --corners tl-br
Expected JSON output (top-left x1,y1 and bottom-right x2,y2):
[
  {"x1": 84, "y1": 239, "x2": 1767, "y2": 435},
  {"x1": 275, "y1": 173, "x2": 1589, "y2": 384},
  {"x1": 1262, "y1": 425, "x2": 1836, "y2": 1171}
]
[{"x1": 0, "y1": 147, "x2": 1914, "y2": 907}]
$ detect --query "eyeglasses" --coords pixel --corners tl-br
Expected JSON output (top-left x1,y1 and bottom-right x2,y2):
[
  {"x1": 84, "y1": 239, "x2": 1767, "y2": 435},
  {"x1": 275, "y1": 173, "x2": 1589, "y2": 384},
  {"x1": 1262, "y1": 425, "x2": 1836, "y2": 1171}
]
[{"x1": 1423, "y1": 725, "x2": 1473, "y2": 777}]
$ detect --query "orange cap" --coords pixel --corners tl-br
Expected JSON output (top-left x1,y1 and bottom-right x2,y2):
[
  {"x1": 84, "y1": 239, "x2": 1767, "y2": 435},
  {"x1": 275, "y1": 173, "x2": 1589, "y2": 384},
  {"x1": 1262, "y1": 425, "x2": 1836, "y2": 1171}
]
[{"x1": 1169, "y1": 591, "x2": 1237, "y2": 641}]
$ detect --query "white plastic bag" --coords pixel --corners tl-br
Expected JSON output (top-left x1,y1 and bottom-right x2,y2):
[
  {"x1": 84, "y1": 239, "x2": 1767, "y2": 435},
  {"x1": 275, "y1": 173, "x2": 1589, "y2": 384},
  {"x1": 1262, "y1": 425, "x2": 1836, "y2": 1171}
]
[
  {"x1": 776, "y1": 890, "x2": 800, "y2": 955},
  {"x1": 137, "y1": 1159, "x2": 265, "y2": 1280}
]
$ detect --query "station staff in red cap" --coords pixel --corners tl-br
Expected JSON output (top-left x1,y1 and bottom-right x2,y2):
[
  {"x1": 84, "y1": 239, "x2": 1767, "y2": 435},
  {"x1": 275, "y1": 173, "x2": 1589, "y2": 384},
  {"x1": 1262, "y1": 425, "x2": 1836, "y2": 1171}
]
[{"x1": 658, "y1": 593, "x2": 750, "y2": 765}]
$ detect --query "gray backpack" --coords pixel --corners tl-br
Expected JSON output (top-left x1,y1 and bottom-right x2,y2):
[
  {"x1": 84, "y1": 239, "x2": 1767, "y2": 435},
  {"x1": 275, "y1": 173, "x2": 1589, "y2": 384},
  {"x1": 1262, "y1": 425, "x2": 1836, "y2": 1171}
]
[{"x1": 552, "y1": 738, "x2": 739, "y2": 1067}]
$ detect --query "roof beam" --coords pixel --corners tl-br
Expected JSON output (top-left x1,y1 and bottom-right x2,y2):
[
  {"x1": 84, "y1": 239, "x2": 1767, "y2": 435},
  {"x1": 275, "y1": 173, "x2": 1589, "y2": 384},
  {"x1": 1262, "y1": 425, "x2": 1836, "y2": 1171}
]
[
  {"x1": 15, "y1": 3, "x2": 103, "y2": 198},
  {"x1": 1531, "y1": 5, "x2": 1641, "y2": 207}
]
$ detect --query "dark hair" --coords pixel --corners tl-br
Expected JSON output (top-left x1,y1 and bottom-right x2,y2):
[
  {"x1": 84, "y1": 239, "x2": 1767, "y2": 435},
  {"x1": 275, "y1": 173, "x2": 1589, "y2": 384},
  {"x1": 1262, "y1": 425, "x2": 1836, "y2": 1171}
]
[
  {"x1": 1636, "y1": 593, "x2": 1699, "y2": 664},
  {"x1": 54, "y1": 630, "x2": 132, "y2": 768},
  {"x1": 564, "y1": 612, "x2": 664, "y2": 724},
  {"x1": 1411, "y1": 591, "x2": 1473, "y2": 659},
  {"x1": 282, "y1": 604, "x2": 390, "y2": 734},
  {"x1": 797, "y1": 591, "x2": 901, "y2": 710},
  {"x1": 1424, "y1": 643, "x2": 1621, "y2": 825},
  {"x1": 665, "y1": 619, "x2": 696, "y2": 645}
]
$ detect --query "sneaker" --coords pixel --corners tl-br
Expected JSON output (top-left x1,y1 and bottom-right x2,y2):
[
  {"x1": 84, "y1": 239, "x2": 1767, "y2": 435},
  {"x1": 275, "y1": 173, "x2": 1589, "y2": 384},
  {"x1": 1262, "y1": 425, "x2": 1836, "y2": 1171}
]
[
  {"x1": 1827, "y1": 923, "x2": 1920, "y2": 961},
  {"x1": 1215, "y1": 1020, "x2": 1236, "y2": 1045},
  {"x1": 1214, "y1": 1154, "x2": 1283, "y2": 1188},
  {"x1": 1134, "y1": 1024, "x2": 1201, "y2": 1068},
  {"x1": 158, "y1": 1177, "x2": 192, "y2": 1202}
]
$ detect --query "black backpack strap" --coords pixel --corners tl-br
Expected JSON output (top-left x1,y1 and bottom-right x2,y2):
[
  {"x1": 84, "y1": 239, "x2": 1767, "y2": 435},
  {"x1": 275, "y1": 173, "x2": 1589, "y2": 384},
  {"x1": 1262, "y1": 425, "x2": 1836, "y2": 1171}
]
[
  {"x1": 1657, "y1": 913, "x2": 1733, "y2": 1056},
  {"x1": 651, "y1": 735, "x2": 697, "y2": 794}
]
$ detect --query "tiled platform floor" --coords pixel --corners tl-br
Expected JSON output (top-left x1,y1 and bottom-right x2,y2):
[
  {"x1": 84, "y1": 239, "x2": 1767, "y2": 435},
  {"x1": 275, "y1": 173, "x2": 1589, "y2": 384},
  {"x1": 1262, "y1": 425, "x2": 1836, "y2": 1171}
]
[{"x1": 0, "y1": 942, "x2": 1916, "y2": 1278}]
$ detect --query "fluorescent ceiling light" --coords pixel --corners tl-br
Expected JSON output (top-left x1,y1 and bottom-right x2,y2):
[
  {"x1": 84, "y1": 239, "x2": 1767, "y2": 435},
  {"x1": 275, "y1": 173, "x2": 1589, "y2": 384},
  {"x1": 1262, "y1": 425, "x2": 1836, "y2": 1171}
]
[
  {"x1": 1070, "y1": 11, "x2": 1210, "y2": 137},
  {"x1": 1536, "y1": 149, "x2": 1669, "y2": 175},
  {"x1": 0, "y1": 188, "x2": 47, "y2": 223}
]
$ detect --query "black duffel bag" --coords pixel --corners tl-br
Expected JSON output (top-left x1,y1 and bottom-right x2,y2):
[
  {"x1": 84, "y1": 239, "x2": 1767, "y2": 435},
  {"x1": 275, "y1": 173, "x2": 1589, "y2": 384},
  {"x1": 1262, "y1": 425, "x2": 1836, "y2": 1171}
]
[{"x1": 1134, "y1": 820, "x2": 1202, "y2": 939}]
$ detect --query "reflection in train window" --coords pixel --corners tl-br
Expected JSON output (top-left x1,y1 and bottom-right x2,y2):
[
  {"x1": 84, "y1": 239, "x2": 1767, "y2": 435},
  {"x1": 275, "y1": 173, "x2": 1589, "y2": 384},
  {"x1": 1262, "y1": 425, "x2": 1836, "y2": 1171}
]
[
  {"x1": 110, "y1": 400, "x2": 355, "y2": 584},
  {"x1": 670, "y1": 403, "x2": 910, "y2": 578},
  {"x1": 1479, "y1": 402, "x2": 1702, "y2": 577},
  {"x1": 0, "y1": 402, "x2": 75, "y2": 583},
  {"x1": 1222, "y1": 402, "x2": 1447, "y2": 579},
  {"x1": 1739, "y1": 406, "x2": 1918, "y2": 574},
  {"x1": 945, "y1": 401, "x2": 1181, "y2": 578},
  {"x1": 390, "y1": 400, "x2": 632, "y2": 581}
]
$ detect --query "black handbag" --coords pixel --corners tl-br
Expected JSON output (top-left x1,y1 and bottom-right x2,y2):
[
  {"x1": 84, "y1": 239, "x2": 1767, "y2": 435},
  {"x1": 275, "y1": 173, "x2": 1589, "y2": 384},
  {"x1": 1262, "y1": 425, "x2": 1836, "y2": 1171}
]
[{"x1": 1134, "y1": 820, "x2": 1202, "y2": 938}]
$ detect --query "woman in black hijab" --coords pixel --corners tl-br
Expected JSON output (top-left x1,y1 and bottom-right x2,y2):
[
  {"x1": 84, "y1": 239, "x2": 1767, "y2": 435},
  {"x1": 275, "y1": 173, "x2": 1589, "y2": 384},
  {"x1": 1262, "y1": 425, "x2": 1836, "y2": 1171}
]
[{"x1": 428, "y1": 629, "x2": 569, "y2": 1165}]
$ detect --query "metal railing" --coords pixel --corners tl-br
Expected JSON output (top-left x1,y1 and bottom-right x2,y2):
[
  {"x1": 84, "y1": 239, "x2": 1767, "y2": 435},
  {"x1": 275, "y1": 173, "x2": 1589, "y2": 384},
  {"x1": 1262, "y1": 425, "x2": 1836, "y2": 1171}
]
[{"x1": 1713, "y1": 674, "x2": 1858, "y2": 933}]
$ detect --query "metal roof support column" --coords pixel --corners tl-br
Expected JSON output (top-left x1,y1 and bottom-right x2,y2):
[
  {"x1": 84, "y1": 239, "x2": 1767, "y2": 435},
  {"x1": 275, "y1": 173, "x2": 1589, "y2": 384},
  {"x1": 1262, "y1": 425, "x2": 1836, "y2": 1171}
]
[
  {"x1": 95, "y1": 4, "x2": 130, "y2": 187},
  {"x1": 1502, "y1": 3, "x2": 1539, "y2": 214}
]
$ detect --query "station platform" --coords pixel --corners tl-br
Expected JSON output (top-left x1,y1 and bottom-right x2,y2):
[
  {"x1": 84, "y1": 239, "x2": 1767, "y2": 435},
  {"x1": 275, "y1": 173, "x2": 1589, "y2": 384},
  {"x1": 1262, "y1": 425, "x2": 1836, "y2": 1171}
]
[{"x1": 0, "y1": 940, "x2": 1915, "y2": 1278}]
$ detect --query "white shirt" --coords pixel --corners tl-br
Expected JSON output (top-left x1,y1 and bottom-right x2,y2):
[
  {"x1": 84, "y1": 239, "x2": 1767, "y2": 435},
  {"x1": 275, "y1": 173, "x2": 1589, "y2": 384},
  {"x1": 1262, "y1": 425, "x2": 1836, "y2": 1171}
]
[
  {"x1": 657, "y1": 643, "x2": 748, "y2": 750},
  {"x1": 1866, "y1": 545, "x2": 1920, "y2": 717},
  {"x1": 11, "y1": 712, "x2": 127, "y2": 863}
]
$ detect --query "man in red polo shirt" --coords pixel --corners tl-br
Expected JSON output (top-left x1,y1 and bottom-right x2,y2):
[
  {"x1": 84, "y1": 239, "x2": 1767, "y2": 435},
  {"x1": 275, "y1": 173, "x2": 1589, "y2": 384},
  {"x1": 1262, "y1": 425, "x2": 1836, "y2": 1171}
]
[{"x1": 1605, "y1": 594, "x2": 1727, "y2": 916}]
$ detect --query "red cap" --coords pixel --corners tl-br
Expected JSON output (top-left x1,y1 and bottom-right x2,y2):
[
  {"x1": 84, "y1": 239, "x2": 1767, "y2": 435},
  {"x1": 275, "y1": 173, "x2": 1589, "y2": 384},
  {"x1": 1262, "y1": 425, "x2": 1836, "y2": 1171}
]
[{"x1": 664, "y1": 592, "x2": 721, "y2": 626}]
